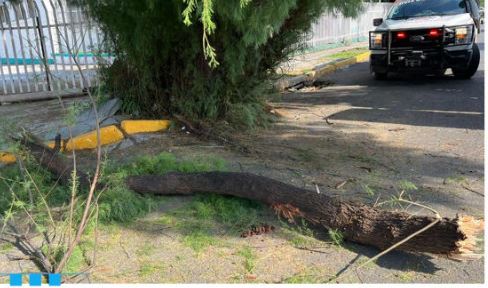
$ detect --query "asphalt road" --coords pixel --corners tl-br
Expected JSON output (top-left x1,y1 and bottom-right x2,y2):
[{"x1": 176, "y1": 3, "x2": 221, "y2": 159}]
[
  {"x1": 300, "y1": 30, "x2": 485, "y2": 283},
  {"x1": 319, "y1": 29, "x2": 485, "y2": 198}
]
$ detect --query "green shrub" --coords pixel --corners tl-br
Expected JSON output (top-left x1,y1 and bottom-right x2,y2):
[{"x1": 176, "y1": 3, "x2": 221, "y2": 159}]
[{"x1": 76, "y1": 0, "x2": 362, "y2": 127}]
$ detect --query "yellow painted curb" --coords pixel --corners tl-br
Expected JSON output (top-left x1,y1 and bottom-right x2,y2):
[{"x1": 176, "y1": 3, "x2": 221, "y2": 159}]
[
  {"x1": 335, "y1": 57, "x2": 357, "y2": 68},
  {"x1": 0, "y1": 119, "x2": 173, "y2": 164},
  {"x1": 46, "y1": 141, "x2": 59, "y2": 151},
  {"x1": 0, "y1": 152, "x2": 17, "y2": 165},
  {"x1": 355, "y1": 51, "x2": 371, "y2": 63},
  {"x1": 313, "y1": 65, "x2": 336, "y2": 79},
  {"x1": 65, "y1": 125, "x2": 125, "y2": 151},
  {"x1": 120, "y1": 120, "x2": 171, "y2": 135},
  {"x1": 313, "y1": 52, "x2": 371, "y2": 80}
]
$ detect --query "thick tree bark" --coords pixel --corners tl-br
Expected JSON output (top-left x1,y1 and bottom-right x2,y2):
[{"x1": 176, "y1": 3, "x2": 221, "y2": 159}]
[
  {"x1": 17, "y1": 137, "x2": 482, "y2": 259},
  {"x1": 127, "y1": 172, "x2": 483, "y2": 259}
]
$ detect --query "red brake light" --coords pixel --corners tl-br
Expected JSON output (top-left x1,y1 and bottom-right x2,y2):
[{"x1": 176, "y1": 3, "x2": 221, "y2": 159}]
[
  {"x1": 396, "y1": 32, "x2": 407, "y2": 39},
  {"x1": 429, "y1": 29, "x2": 440, "y2": 37}
]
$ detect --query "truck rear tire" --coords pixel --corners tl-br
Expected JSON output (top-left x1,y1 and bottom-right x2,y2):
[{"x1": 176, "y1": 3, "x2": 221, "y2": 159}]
[{"x1": 452, "y1": 43, "x2": 480, "y2": 79}]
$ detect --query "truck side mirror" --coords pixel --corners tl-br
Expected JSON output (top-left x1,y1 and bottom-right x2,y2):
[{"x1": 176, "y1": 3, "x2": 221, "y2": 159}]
[{"x1": 373, "y1": 18, "x2": 383, "y2": 26}]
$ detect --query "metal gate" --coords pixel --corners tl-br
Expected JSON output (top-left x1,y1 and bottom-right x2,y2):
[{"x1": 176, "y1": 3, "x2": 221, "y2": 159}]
[{"x1": 0, "y1": 0, "x2": 110, "y2": 97}]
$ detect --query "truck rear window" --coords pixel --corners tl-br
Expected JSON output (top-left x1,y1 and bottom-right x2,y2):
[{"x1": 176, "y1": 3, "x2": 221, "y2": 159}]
[{"x1": 388, "y1": 0, "x2": 467, "y2": 20}]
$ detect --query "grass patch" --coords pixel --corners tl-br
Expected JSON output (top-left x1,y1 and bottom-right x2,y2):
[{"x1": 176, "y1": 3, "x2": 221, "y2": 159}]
[
  {"x1": 0, "y1": 242, "x2": 14, "y2": 252},
  {"x1": 328, "y1": 229, "x2": 344, "y2": 246},
  {"x1": 295, "y1": 148, "x2": 317, "y2": 163},
  {"x1": 0, "y1": 152, "x2": 228, "y2": 222},
  {"x1": 136, "y1": 243, "x2": 156, "y2": 257},
  {"x1": 328, "y1": 48, "x2": 368, "y2": 60},
  {"x1": 283, "y1": 267, "x2": 324, "y2": 283},
  {"x1": 190, "y1": 194, "x2": 264, "y2": 232},
  {"x1": 361, "y1": 184, "x2": 376, "y2": 197},
  {"x1": 444, "y1": 175, "x2": 468, "y2": 186},
  {"x1": 139, "y1": 262, "x2": 164, "y2": 278},
  {"x1": 182, "y1": 231, "x2": 217, "y2": 253},
  {"x1": 279, "y1": 220, "x2": 320, "y2": 248},
  {"x1": 97, "y1": 152, "x2": 227, "y2": 223},
  {"x1": 237, "y1": 246, "x2": 256, "y2": 273},
  {"x1": 42, "y1": 245, "x2": 87, "y2": 274},
  {"x1": 395, "y1": 271, "x2": 415, "y2": 282},
  {"x1": 167, "y1": 193, "x2": 265, "y2": 253},
  {"x1": 398, "y1": 180, "x2": 418, "y2": 192}
]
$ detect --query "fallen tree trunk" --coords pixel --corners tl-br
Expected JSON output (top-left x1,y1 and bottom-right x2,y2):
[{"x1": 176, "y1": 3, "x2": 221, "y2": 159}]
[
  {"x1": 127, "y1": 172, "x2": 483, "y2": 259},
  {"x1": 18, "y1": 138, "x2": 483, "y2": 259},
  {"x1": 20, "y1": 136, "x2": 91, "y2": 189}
]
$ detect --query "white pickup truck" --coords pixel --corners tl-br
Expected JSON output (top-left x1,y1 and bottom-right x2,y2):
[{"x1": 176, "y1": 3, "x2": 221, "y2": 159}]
[{"x1": 369, "y1": 0, "x2": 481, "y2": 80}]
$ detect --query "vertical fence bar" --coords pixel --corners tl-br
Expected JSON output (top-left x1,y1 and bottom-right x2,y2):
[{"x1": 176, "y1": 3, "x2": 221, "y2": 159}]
[
  {"x1": 35, "y1": 14, "x2": 52, "y2": 91},
  {"x1": 30, "y1": 0, "x2": 48, "y2": 91},
  {"x1": 4, "y1": 3, "x2": 24, "y2": 93},
  {"x1": 38, "y1": 0, "x2": 62, "y2": 91},
  {"x1": 14, "y1": 3, "x2": 32, "y2": 93},
  {"x1": 47, "y1": 0, "x2": 69, "y2": 90},
  {"x1": 86, "y1": 16, "x2": 97, "y2": 86},
  {"x1": 0, "y1": 18, "x2": 9, "y2": 94},
  {"x1": 24, "y1": 0, "x2": 41, "y2": 92},
  {"x1": 67, "y1": 2, "x2": 83, "y2": 88},
  {"x1": 1, "y1": 7, "x2": 16, "y2": 93},
  {"x1": 75, "y1": 6, "x2": 91, "y2": 87},
  {"x1": 56, "y1": 0, "x2": 77, "y2": 89}
]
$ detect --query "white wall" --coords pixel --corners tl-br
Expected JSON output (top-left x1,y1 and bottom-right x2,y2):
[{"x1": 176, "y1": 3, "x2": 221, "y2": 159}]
[{"x1": 306, "y1": 2, "x2": 393, "y2": 49}]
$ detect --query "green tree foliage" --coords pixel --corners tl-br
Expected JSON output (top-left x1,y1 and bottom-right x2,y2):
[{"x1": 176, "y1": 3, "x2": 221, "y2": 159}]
[{"x1": 77, "y1": 0, "x2": 362, "y2": 126}]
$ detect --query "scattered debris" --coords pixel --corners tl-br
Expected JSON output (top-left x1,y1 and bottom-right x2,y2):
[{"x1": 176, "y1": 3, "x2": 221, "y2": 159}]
[
  {"x1": 42, "y1": 98, "x2": 122, "y2": 141},
  {"x1": 461, "y1": 184, "x2": 484, "y2": 198},
  {"x1": 388, "y1": 128, "x2": 406, "y2": 132},
  {"x1": 240, "y1": 224, "x2": 275, "y2": 238},
  {"x1": 312, "y1": 79, "x2": 333, "y2": 88},
  {"x1": 358, "y1": 166, "x2": 373, "y2": 173},
  {"x1": 287, "y1": 82, "x2": 305, "y2": 92},
  {"x1": 271, "y1": 203, "x2": 305, "y2": 223},
  {"x1": 245, "y1": 274, "x2": 257, "y2": 280},
  {"x1": 335, "y1": 180, "x2": 349, "y2": 190},
  {"x1": 315, "y1": 184, "x2": 321, "y2": 194},
  {"x1": 325, "y1": 118, "x2": 334, "y2": 125}
]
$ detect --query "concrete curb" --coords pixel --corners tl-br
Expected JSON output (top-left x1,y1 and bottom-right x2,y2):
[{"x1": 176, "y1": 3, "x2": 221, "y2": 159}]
[
  {"x1": 64, "y1": 125, "x2": 125, "y2": 152},
  {"x1": 0, "y1": 152, "x2": 17, "y2": 165},
  {"x1": 0, "y1": 120, "x2": 172, "y2": 165},
  {"x1": 121, "y1": 120, "x2": 171, "y2": 135},
  {"x1": 275, "y1": 51, "x2": 371, "y2": 91}
]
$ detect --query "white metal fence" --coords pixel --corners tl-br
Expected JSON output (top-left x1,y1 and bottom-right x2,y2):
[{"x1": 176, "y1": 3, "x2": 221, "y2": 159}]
[
  {"x1": 306, "y1": 2, "x2": 393, "y2": 49},
  {"x1": 0, "y1": 0, "x2": 110, "y2": 96}
]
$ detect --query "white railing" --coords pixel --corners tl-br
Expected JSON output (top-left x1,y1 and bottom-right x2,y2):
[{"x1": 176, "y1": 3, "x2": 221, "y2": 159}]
[
  {"x1": 306, "y1": 3, "x2": 393, "y2": 49},
  {"x1": 0, "y1": 0, "x2": 111, "y2": 96}
]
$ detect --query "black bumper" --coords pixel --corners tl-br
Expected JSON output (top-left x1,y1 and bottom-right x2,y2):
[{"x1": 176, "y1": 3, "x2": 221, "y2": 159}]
[{"x1": 370, "y1": 48, "x2": 473, "y2": 73}]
